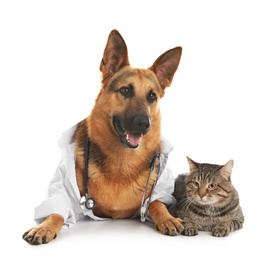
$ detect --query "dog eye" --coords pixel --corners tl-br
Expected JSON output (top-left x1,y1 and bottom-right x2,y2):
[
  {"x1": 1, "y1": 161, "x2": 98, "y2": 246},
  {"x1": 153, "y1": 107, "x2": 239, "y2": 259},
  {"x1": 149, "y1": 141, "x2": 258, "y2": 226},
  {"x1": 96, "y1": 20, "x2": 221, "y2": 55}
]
[
  {"x1": 118, "y1": 85, "x2": 134, "y2": 98},
  {"x1": 147, "y1": 91, "x2": 157, "y2": 103}
]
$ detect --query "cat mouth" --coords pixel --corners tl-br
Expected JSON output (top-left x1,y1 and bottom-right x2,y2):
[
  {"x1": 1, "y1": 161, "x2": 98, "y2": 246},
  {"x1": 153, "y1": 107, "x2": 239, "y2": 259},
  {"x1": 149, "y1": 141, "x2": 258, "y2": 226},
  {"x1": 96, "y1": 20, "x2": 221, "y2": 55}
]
[
  {"x1": 197, "y1": 200, "x2": 211, "y2": 205},
  {"x1": 195, "y1": 197, "x2": 217, "y2": 205}
]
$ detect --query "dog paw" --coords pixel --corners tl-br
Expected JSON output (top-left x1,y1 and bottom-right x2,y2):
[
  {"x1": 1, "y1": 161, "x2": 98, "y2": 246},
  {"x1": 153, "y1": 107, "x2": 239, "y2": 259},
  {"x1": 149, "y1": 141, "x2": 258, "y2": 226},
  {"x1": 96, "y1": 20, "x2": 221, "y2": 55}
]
[
  {"x1": 23, "y1": 214, "x2": 64, "y2": 245},
  {"x1": 22, "y1": 226, "x2": 57, "y2": 245},
  {"x1": 157, "y1": 217, "x2": 184, "y2": 236}
]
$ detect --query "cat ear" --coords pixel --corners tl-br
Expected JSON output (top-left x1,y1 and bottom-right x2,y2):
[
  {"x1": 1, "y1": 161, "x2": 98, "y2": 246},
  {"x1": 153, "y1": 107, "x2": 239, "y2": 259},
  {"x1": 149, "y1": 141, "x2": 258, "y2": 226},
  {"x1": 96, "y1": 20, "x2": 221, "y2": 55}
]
[
  {"x1": 186, "y1": 156, "x2": 198, "y2": 172},
  {"x1": 220, "y1": 159, "x2": 234, "y2": 180}
]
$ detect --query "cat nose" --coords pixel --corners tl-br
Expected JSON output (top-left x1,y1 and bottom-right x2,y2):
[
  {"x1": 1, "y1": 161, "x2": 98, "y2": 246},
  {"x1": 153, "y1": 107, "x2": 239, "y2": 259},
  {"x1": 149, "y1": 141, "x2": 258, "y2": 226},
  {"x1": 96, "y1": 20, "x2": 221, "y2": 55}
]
[{"x1": 199, "y1": 193, "x2": 206, "y2": 199}]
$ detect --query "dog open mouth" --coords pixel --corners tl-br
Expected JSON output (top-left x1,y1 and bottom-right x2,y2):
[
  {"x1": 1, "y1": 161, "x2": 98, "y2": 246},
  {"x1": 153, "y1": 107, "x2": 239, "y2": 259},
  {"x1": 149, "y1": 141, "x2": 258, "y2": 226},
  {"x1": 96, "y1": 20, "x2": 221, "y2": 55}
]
[{"x1": 113, "y1": 117, "x2": 144, "y2": 149}]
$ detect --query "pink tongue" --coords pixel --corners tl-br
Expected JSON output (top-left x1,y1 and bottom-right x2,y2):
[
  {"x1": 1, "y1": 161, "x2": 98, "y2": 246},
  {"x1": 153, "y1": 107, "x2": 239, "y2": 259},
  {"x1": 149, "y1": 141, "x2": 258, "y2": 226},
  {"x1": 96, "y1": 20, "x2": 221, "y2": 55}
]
[{"x1": 125, "y1": 131, "x2": 143, "y2": 146}]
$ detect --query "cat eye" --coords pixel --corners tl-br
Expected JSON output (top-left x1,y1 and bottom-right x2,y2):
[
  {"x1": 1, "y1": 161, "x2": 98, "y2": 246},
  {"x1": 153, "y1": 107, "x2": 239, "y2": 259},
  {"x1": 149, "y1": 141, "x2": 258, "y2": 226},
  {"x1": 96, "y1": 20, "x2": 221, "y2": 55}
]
[
  {"x1": 192, "y1": 181, "x2": 199, "y2": 188},
  {"x1": 208, "y1": 183, "x2": 217, "y2": 189}
]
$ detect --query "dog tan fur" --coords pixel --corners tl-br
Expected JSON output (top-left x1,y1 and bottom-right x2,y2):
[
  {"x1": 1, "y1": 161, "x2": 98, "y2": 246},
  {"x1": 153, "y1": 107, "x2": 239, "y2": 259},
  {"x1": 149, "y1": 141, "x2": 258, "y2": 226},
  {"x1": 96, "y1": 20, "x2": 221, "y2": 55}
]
[{"x1": 23, "y1": 30, "x2": 183, "y2": 245}]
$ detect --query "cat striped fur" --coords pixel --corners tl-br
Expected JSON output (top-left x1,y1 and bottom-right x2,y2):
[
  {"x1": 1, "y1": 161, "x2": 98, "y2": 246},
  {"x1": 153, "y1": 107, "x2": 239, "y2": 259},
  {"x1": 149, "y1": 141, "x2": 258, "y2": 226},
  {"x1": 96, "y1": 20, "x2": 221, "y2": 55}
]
[{"x1": 172, "y1": 157, "x2": 244, "y2": 237}]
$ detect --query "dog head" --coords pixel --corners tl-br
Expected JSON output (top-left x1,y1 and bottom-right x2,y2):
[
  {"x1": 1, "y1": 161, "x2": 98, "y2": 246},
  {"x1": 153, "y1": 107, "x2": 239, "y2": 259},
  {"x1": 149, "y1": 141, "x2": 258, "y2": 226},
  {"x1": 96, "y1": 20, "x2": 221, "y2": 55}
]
[{"x1": 92, "y1": 30, "x2": 182, "y2": 149}]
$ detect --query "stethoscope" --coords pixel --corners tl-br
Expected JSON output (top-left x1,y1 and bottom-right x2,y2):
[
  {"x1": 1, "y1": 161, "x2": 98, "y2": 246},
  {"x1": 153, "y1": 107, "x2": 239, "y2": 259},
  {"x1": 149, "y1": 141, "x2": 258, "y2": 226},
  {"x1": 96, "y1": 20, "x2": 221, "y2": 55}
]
[
  {"x1": 80, "y1": 138, "x2": 96, "y2": 211},
  {"x1": 80, "y1": 138, "x2": 161, "y2": 221}
]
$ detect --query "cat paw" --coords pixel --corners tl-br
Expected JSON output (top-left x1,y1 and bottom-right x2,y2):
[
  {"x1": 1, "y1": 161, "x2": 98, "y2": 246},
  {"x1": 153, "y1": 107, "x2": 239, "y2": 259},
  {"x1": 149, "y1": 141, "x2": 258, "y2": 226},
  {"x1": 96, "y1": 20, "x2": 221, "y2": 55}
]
[
  {"x1": 183, "y1": 226, "x2": 198, "y2": 236},
  {"x1": 212, "y1": 226, "x2": 230, "y2": 237}
]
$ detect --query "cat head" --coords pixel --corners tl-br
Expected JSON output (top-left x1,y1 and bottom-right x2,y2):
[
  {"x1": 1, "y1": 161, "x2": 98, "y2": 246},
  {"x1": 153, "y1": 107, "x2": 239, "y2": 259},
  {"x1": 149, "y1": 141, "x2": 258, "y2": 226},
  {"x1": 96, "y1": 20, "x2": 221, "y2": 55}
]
[{"x1": 185, "y1": 157, "x2": 234, "y2": 205}]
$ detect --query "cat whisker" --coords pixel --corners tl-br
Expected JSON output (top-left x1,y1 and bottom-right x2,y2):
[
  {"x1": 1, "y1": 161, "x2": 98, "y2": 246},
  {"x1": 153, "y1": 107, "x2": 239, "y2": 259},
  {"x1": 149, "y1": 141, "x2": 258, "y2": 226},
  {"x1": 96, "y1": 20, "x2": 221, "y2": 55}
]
[{"x1": 181, "y1": 197, "x2": 195, "y2": 213}]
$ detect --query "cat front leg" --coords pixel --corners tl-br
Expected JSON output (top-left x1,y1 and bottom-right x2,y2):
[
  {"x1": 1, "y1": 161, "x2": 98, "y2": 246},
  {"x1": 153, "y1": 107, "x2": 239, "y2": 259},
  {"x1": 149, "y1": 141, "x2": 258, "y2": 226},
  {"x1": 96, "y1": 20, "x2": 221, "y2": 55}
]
[
  {"x1": 182, "y1": 217, "x2": 198, "y2": 236},
  {"x1": 212, "y1": 219, "x2": 243, "y2": 237},
  {"x1": 212, "y1": 221, "x2": 231, "y2": 237}
]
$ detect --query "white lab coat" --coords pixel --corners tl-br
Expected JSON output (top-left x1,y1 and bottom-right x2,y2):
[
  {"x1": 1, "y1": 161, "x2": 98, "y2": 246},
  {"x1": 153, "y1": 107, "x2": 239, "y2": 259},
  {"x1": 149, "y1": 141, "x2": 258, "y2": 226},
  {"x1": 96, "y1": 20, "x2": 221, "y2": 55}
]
[{"x1": 34, "y1": 123, "x2": 176, "y2": 229}]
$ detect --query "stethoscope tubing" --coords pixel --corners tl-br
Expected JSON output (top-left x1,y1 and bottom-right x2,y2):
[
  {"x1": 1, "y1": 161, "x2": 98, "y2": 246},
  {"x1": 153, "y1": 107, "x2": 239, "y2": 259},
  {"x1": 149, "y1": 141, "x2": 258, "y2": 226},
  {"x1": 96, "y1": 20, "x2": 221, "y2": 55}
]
[{"x1": 80, "y1": 138, "x2": 161, "y2": 220}]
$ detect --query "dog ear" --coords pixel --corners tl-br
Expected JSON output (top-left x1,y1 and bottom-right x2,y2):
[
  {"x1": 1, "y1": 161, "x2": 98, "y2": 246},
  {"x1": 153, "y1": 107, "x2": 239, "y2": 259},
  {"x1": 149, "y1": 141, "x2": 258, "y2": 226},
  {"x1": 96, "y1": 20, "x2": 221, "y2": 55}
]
[
  {"x1": 149, "y1": 47, "x2": 182, "y2": 91},
  {"x1": 100, "y1": 30, "x2": 130, "y2": 80}
]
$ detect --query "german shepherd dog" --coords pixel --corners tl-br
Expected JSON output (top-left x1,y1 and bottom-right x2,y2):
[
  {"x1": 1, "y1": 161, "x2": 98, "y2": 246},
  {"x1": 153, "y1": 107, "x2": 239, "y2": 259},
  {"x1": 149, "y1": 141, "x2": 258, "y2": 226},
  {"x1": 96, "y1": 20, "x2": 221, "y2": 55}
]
[{"x1": 23, "y1": 29, "x2": 183, "y2": 245}]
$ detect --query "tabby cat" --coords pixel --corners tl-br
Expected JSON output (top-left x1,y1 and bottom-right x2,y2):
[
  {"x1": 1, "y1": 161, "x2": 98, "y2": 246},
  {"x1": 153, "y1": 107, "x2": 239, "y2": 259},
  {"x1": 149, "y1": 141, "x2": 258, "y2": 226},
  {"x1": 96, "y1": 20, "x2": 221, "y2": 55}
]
[{"x1": 173, "y1": 157, "x2": 244, "y2": 237}]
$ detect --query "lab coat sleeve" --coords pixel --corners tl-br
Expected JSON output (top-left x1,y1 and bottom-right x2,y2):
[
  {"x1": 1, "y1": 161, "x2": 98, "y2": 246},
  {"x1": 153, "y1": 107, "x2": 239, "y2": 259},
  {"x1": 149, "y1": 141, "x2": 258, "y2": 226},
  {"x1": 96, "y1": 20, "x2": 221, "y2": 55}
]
[
  {"x1": 149, "y1": 164, "x2": 177, "y2": 206},
  {"x1": 141, "y1": 160, "x2": 177, "y2": 223},
  {"x1": 34, "y1": 160, "x2": 81, "y2": 229},
  {"x1": 148, "y1": 136, "x2": 177, "y2": 207}
]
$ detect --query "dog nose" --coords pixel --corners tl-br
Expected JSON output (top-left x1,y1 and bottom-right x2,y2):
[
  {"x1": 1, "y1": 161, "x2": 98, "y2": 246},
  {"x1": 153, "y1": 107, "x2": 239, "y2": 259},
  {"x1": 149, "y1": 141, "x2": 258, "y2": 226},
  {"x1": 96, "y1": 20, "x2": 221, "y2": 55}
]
[{"x1": 133, "y1": 115, "x2": 151, "y2": 134}]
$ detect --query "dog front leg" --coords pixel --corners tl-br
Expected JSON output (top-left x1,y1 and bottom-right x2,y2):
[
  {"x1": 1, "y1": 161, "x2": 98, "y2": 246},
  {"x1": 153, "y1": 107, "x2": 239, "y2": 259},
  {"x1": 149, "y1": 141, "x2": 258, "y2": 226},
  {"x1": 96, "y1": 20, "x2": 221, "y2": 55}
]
[
  {"x1": 149, "y1": 200, "x2": 184, "y2": 236},
  {"x1": 22, "y1": 214, "x2": 64, "y2": 245}
]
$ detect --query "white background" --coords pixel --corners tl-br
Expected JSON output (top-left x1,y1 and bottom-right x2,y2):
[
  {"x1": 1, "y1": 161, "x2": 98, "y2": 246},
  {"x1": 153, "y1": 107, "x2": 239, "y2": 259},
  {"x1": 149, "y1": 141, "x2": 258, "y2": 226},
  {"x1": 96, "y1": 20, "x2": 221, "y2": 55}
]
[{"x1": 0, "y1": 0, "x2": 266, "y2": 259}]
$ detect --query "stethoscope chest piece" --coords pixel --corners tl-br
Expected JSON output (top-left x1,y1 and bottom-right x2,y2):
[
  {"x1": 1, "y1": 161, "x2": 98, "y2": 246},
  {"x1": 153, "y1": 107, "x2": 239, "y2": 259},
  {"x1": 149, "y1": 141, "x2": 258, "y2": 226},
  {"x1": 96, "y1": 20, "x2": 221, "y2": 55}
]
[{"x1": 80, "y1": 195, "x2": 95, "y2": 212}]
